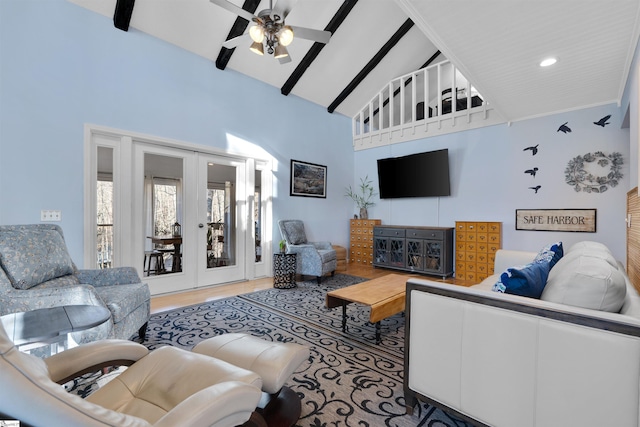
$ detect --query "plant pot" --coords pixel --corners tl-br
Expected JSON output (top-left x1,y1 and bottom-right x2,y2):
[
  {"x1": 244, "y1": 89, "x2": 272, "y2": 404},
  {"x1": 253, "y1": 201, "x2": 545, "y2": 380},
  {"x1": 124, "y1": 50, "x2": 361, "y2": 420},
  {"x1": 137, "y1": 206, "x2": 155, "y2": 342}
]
[{"x1": 359, "y1": 207, "x2": 368, "y2": 219}]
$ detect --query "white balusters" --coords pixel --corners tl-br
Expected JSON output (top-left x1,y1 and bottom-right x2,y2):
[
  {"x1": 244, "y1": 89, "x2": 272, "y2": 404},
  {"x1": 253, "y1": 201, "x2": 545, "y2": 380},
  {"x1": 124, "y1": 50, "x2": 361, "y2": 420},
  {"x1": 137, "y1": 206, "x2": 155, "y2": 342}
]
[{"x1": 352, "y1": 60, "x2": 495, "y2": 149}]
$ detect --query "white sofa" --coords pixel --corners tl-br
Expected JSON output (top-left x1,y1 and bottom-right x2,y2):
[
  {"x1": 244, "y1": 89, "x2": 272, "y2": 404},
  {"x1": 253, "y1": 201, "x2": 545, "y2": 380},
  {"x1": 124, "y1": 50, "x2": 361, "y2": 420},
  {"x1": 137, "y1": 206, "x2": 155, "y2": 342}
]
[{"x1": 404, "y1": 241, "x2": 640, "y2": 427}]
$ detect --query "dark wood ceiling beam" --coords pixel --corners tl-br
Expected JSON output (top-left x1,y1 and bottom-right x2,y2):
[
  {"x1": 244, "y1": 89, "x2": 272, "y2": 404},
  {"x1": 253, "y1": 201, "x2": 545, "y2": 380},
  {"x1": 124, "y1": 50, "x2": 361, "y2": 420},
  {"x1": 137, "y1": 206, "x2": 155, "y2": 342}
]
[
  {"x1": 420, "y1": 50, "x2": 443, "y2": 70},
  {"x1": 280, "y1": 0, "x2": 358, "y2": 96},
  {"x1": 215, "y1": 0, "x2": 261, "y2": 70},
  {"x1": 327, "y1": 18, "x2": 414, "y2": 114},
  {"x1": 113, "y1": 0, "x2": 136, "y2": 31}
]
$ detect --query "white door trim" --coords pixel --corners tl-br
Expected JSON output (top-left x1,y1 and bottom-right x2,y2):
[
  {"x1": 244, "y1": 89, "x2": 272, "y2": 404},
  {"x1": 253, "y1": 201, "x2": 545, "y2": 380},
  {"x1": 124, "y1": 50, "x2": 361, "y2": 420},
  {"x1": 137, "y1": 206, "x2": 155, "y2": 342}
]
[{"x1": 83, "y1": 123, "x2": 274, "y2": 293}]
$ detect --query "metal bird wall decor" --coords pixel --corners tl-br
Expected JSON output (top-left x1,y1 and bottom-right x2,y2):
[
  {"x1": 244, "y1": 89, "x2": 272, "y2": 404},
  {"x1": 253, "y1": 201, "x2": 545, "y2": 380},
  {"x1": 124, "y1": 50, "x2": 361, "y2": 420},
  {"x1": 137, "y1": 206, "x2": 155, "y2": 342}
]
[
  {"x1": 557, "y1": 122, "x2": 572, "y2": 133},
  {"x1": 529, "y1": 185, "x2": 542, "y2": 194},
  {"x1": 593, "y1": 115, "x2": 611, "y2": 127},
  {"x1": 523, "y1": 145, "x2": 540, "y2": 193}
]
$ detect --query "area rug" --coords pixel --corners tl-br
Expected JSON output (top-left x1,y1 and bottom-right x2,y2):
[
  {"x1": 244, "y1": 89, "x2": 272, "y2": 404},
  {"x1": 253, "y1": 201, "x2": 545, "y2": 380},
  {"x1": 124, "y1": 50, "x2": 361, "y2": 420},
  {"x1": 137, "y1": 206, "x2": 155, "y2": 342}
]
[{"x1": 72, "y1": 274, "x2": 472, "y2": 427}]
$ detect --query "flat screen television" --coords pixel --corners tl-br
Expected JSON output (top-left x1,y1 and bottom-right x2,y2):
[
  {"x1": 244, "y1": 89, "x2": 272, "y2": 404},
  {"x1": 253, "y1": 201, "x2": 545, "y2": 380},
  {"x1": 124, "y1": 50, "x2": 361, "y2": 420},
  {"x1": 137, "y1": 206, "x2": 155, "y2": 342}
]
[{"x1": 377, "y1": 149, "x2": 450, "y2": 198}]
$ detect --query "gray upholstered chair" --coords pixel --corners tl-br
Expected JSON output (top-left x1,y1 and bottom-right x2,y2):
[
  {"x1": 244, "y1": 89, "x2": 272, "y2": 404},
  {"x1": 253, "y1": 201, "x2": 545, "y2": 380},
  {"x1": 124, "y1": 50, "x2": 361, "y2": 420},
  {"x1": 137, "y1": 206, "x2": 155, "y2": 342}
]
[
  {"x1": 0, "y1": 322, "x2": 263, "y2": 427},
  {"x1": 278, "y1": 220, "x2": 337, "y2": 283},
  {"x1": 0, "y1": 224, "x2": 150, "y2": 343}
]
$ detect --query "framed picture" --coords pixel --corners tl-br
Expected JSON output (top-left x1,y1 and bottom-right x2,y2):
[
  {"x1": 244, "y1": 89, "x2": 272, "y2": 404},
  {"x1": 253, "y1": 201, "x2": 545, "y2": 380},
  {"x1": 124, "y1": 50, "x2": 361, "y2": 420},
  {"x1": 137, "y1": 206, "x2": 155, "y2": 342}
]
[
  {"x1": 290, "y1": 159, "x2": 327, "y2": 198},
  {"x1": 515, "y1": 209, "x2": 597, "y2": 232}
]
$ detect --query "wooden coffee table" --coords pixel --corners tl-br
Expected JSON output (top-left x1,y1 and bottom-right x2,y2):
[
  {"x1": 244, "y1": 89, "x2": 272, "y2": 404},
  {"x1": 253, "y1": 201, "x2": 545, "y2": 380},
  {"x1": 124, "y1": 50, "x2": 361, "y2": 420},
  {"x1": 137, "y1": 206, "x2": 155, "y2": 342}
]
[{"x1": 325, "y1": 274, "x2": 411, "y2": 344}]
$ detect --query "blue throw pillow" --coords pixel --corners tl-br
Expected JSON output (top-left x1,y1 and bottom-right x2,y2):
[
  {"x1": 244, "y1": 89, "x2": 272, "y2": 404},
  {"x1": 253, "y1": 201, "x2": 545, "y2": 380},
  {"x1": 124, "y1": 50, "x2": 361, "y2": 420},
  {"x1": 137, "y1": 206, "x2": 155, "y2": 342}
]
[
  {"x1": 533, "y1": 242, "x2": 563, "y2": 269},
  {"x1": 492, "y1": 261, "x2": 551, "y2": 298}
]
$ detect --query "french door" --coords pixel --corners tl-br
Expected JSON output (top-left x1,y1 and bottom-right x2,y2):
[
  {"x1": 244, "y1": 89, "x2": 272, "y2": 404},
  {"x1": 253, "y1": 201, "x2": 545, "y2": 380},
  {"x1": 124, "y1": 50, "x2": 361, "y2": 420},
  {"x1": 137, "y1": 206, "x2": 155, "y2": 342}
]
[
  {"x1": 85, "y1": 126, "x2": 271, "y2": 296},
  {"x1": 195, "y1": 153, "x2": 247, "y2": 288}
]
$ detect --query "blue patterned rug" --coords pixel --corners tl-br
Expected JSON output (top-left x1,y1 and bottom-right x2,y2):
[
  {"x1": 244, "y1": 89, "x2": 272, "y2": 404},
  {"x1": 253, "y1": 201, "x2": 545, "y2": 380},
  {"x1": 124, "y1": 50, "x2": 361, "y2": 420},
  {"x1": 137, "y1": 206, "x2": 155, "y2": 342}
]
[{"x1": 73, "y1": 274, "x2": 472, "y2": 427}]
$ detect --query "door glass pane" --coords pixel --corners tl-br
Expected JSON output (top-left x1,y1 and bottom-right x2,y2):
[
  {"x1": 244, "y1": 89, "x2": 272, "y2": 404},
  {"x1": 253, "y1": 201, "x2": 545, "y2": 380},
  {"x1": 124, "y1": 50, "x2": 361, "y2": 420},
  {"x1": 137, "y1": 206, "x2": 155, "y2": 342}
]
[
  {"x1": 153, "y1": 182, "x2": 178, "y2": 236},
  {"x1": 97, "y1": 147, "x2": 113, "y2": 269},
  {"x1": 144, "y1": 153, "x2": 183, "y2": 276},
  {"x1": 254, "y1": 168, "x2": 262, "y2": 263},
  {"x1": 205, "y1": 162, "x2": 236, "y2": 268}
]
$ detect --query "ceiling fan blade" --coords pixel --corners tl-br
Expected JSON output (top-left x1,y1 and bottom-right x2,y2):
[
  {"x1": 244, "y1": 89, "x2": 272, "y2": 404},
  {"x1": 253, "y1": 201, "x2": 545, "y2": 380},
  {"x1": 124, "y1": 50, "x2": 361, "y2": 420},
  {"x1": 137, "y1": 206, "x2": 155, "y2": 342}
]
[
  {"x1": 278, "y1": 54, "x2": 292, "y2": 64},
  {"x1": 209, "y1": 0, "x2": 258, "y2": 22},
  {"x1": 222, "y1": 33, "x2": 251, "y2": 49},
  {"x1": 273, "y1": 0, "x2": 298, "y2": 19},
  {"x1": 290, "y1": 26, "x2": 331, "y2": 44}
]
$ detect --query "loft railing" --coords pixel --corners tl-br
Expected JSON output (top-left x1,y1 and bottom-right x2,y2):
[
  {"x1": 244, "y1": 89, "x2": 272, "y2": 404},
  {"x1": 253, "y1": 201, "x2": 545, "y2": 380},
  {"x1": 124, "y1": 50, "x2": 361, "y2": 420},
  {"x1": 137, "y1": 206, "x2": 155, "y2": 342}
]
[{"x1": 352, "y1": 60, "x2": 499, "y2": 150}]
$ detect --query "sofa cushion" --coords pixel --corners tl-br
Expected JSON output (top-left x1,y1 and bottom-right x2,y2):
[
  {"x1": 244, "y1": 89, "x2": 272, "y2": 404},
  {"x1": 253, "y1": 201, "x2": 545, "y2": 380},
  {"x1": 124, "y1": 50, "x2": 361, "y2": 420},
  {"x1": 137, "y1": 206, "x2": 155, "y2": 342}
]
[
  {"x1": 283, "y1": 221, "x2": 307, "y2": 245},
  {"x1": 31, "y1": 274, "x2": 80, "y2": 289},
  {"x1": 533, "y1": 241, "x2": 563, "y2": 269},
  {"x1": 541, "y1": 254, "x2": 626, "y2": 312},
  {"x1": 0, "y1": 229, "x2": 75, "y2": 290},
  {"x1": 493, "y1": 261, "x2": 551, "y2": 298},
  {"x1": 568, "y1": 240, "x2": 611, "y2": 253},
  {"x1": 560, "y1": 247, "x2": 618, "y2": 268},
  {"x1": 474, "y1": 274, "x2": 500, "y2": 291}
]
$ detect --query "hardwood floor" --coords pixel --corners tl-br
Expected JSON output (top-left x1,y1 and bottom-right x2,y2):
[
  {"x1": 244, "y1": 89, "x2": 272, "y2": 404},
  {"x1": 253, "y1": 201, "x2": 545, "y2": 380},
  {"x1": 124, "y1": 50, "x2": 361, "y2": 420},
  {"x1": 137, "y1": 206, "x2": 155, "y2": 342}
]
[{"x1": 150, "y1": 264, "x2": 462, "y2": 314}]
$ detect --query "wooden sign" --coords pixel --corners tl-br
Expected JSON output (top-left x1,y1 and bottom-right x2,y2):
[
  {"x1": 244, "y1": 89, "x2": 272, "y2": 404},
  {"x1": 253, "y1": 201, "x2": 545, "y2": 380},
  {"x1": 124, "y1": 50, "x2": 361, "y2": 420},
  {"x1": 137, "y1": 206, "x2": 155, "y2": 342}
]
[{"x1": 516, "y1": 209, "x2": 596, "y2": 232}]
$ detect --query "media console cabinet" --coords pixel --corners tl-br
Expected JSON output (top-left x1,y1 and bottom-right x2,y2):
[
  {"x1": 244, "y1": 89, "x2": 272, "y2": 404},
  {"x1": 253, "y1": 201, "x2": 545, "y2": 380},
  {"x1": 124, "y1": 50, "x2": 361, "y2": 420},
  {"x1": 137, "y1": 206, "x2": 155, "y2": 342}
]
[{"x1": 373, "y1": 225, "x2": 454, "y2": 278}]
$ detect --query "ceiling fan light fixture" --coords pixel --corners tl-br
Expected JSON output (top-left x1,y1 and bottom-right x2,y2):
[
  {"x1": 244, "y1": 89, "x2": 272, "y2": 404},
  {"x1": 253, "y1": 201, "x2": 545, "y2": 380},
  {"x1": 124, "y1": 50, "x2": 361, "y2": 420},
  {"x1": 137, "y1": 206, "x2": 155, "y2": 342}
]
[
  {"x1": 249, "y1": 41, "x2": 264, "y2": 56},
  {"x1": 249, "y1": 25, "x2": 265, "y2": 43},
  {"x1": 278, "y1": 26, "x2": 294, "y2": 46},
  {"x1": 274, "y1": 44, "x2": 289, "y2": 59},
  {"x1": 211, "y1": 0, "x2": 330, "y2": 65}
]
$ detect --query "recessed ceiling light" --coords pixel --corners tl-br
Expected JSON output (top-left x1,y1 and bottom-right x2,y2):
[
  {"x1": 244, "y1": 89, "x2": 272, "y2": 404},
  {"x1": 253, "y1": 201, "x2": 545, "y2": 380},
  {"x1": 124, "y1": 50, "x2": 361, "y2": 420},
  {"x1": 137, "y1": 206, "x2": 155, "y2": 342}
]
[{"x1": 540, "y1": 57, "x2": 557, "y2": 67}]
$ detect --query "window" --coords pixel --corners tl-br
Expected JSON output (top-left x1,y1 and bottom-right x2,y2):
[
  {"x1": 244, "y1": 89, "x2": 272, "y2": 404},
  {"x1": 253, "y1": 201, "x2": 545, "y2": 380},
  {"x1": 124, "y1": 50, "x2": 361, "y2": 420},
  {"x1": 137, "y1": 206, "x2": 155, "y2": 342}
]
[
  {"x1": 96, "y1": 177, "x2": 113, "y2": 268},
  {"x1": 206, "y1": 181, "x2": 234, "y2": 267},
  {"x1": 96, "y1": 145, "x2": 114, "y2": 269},
  {"x1": 153, "y1": 180, "x2": 180, "y2": 236}
]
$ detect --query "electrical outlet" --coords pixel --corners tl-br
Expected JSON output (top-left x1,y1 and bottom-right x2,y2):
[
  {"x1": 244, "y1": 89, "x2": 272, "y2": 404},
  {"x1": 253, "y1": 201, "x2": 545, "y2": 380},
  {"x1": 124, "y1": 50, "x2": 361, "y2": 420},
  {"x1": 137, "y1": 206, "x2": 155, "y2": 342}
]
[{"x1": 41, "y1": 210, "x2": 62, "y2": 222}]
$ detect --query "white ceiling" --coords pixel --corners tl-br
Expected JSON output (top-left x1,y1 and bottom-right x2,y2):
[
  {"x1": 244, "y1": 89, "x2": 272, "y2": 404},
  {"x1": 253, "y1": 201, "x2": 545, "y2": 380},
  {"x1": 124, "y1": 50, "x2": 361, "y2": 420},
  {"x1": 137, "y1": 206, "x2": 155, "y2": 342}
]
[{"x1": 69, "y1": 0, "x2": 640, "y2": 122}]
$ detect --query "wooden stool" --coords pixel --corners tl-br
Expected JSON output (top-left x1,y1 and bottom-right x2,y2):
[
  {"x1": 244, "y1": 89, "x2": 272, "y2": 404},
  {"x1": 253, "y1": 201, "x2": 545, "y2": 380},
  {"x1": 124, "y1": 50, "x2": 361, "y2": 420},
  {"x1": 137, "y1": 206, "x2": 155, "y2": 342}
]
[
  {"x1": 144, "y1": 251, "x2": 165, "y2": 276},
  {"x1": 332, "y1": 245, "x2": 347, "y2": 272}
]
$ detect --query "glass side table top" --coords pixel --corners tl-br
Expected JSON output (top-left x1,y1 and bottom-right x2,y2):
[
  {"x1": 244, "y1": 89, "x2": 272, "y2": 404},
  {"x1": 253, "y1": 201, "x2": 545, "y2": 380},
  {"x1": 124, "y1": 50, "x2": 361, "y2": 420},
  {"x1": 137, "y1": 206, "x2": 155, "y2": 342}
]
[{"x1": 1, "y1": 305, "x2": 110, "y2": 354}]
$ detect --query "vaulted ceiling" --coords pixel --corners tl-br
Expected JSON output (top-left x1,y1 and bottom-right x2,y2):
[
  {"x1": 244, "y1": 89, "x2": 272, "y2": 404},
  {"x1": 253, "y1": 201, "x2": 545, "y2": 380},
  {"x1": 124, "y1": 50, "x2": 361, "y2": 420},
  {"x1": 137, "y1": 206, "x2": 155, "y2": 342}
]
[{"x1": 70, "y1": 0, "x2": 640, "y2": 123}]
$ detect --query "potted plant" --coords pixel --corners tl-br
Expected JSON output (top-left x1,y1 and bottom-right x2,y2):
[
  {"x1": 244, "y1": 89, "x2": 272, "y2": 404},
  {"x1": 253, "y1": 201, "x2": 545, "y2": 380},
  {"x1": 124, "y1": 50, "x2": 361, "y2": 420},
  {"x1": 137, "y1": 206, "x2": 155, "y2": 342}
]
[
  {"x1": 345, "y1": 175, "x2": 377, "y2": 219},
  {"x1": 279, "y1": 239, "x2": 287, "y2": 254}
]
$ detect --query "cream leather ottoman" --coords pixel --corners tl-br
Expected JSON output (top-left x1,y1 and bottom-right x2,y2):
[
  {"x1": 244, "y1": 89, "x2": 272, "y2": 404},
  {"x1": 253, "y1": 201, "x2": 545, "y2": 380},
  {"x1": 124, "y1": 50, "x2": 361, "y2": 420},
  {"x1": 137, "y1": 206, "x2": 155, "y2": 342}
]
[{"x1": 193, "y1": 333, "x2": 309, "y2": 427}]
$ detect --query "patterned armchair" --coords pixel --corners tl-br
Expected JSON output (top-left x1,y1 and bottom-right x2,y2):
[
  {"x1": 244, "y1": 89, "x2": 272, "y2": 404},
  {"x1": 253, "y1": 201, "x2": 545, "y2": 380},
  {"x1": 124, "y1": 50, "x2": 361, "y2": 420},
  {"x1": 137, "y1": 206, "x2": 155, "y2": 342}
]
[
  {"x1": 278, "y1": 220, "x2": 337, "y2": 284},
  {"x1": 0, "y1": 224, "x2": 150, "y2": 343}
]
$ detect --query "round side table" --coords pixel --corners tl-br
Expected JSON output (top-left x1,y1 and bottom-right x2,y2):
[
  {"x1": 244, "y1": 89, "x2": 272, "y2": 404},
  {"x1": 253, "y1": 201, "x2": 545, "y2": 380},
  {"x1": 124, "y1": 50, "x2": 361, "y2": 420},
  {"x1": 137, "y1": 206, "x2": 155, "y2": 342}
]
[
  {"x1": 1, "y1": 305, "x2": 110, "y2": 355},
  {"x1": 273, "y1": 253, "x2": 297, "y2": 289}
]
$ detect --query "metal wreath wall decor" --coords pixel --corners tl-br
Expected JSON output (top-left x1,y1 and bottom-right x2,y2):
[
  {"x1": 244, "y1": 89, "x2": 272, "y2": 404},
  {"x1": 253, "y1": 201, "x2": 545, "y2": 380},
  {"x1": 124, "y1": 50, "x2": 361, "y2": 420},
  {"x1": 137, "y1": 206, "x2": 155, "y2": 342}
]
[{"x1": 564, "y1": 151, "x2": 623, "y2": 193}]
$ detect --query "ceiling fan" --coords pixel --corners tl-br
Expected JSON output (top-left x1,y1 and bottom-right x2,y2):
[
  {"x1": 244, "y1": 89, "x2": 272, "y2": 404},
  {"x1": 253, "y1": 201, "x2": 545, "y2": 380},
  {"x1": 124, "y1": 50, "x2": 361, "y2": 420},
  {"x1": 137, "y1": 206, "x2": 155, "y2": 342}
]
[{"x1": 210, "y1": 0, "x2": 331, "y2": 64}]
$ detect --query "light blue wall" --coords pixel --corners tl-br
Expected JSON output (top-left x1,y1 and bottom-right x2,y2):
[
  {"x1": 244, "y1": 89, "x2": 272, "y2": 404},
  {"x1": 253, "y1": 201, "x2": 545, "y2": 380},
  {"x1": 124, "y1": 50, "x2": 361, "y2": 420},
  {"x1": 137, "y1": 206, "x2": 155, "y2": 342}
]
[
  {"x1": 1, "y1": 0, "x2": 638, "y2": 268},
  {"x1": 354, "y1": 103, "x2": 631, "y2": 262},
  {"x1": 0, "y1": 0, "x2": 354, "y2": 264}
]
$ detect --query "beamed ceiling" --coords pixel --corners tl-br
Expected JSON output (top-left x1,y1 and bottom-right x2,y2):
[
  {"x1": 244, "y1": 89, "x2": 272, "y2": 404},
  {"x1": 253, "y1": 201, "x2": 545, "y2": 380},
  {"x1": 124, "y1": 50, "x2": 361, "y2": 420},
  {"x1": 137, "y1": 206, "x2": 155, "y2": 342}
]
[{"x1": 69, "y1": 0, "x2": 640, "y2": 123}]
